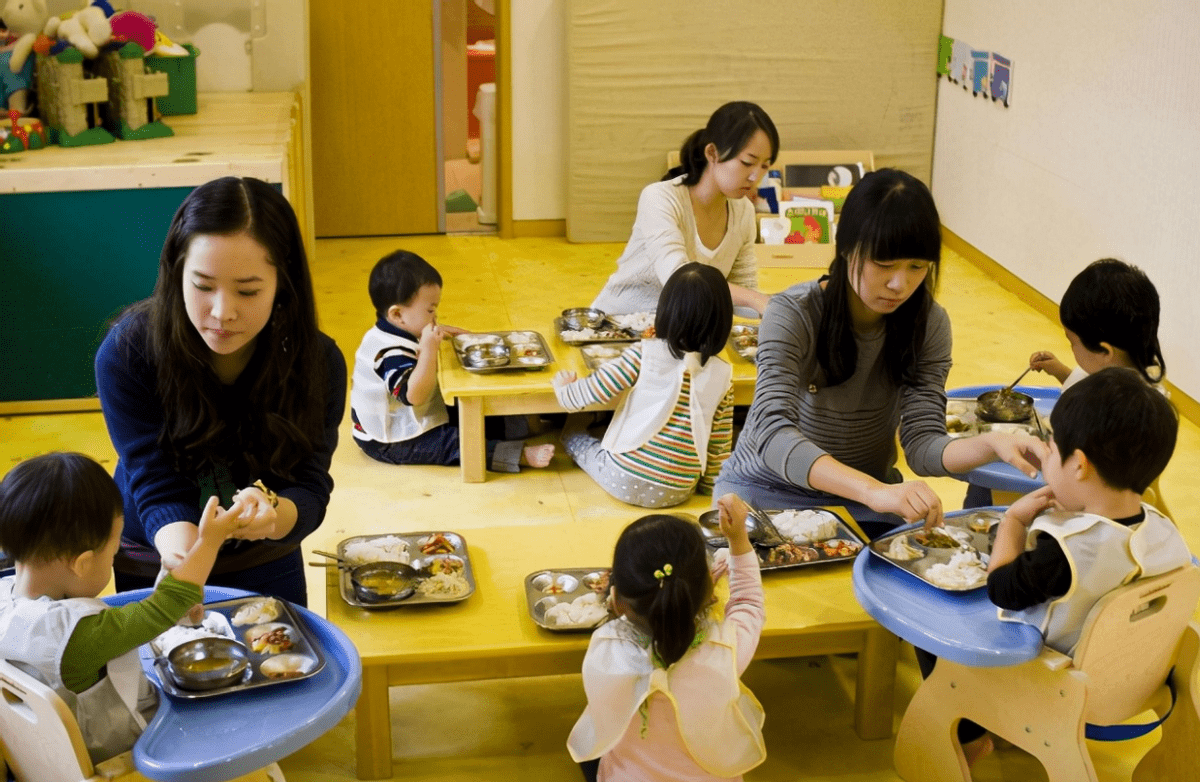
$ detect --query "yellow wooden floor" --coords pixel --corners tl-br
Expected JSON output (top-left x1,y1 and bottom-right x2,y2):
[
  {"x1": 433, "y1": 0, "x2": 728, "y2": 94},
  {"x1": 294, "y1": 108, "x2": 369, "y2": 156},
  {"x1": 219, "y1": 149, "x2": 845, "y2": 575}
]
[{"x1": 3, "y1": 235, "x2": 1198, "y2": 781}]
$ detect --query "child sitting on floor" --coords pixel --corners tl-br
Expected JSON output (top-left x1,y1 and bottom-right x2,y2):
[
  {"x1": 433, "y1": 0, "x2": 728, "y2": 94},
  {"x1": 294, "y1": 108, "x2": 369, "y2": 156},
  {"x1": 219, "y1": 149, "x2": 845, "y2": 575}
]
[
  {"x1": 0, "y1": 452, "x2": 243, "y2": 764},
  {"x1": 568, "y1": 494, "x2": 766, "y2": 782},
  {"x1": 553, "y1": 263, "x2": 735, "y2": 508},
  {"x1": 1029, "y1": 258, "x2": 1166, "y2": 389},
  {"x1": 350, "y1": 250, "x2": 554, "y2": 473},
  {"x1": 989, "y1": 367, "x2": 1192, "y2": 654}
]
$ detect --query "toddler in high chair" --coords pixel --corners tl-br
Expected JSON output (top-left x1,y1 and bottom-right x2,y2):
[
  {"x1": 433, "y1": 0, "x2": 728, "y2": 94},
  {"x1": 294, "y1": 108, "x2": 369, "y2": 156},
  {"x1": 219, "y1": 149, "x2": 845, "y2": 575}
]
[
  {"x1": 0, "y1": 452, "x2": 243, "y2": 764},
  {"x1": 989, "y1": 367, "x2": 1191, "y2": 654},
  {"x1": 350, "y1": 249, "x2": 554, "y2": 473},
  {"x1": 568, "y1": 494, "x2": 766, "y2": 782}
]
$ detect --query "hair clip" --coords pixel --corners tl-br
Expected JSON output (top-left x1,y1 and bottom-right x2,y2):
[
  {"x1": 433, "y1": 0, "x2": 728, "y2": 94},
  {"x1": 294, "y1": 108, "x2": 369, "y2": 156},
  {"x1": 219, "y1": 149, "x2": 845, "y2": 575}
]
[{"x1": 653, "y1": 563, "x2": 673, "y2": 586}]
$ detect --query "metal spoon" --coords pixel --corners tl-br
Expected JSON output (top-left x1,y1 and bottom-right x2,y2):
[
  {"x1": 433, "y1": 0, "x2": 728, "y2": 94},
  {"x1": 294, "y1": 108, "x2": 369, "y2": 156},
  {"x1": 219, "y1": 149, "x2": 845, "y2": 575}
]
[{"x1": 1004, "y1": 367, "x2": 1033, "y2": 392}]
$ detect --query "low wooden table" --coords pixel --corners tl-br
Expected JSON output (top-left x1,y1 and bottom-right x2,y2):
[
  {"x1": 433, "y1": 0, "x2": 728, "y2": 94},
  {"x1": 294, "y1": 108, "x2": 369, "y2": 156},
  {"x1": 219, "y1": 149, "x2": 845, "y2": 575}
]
[
  {"x1": 438, "y1": 325, "x2": 759, "y2": 483},
  {"x1": 324, "y1": 511, "x2": 898, "y2": 779}
]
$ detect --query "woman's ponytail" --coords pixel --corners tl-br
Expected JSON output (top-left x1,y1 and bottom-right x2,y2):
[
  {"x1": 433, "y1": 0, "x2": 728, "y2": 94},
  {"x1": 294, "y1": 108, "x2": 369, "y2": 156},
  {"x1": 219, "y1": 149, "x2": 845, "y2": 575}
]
[{"x1": 664, "y1": 128, "x2": 709, "y2": 185}]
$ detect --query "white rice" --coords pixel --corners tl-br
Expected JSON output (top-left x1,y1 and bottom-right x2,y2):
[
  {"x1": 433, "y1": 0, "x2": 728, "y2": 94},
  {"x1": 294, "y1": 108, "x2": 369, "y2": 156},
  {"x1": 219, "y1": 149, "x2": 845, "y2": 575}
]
[
  {"x1": 343, "y1": 536, "x2": 410, "y2": 566},
  {"x1": 609, "y1": 312, "x2": 655, "y2": 333},
  {"x1": 771, "y1": 509, "x2": 840, "y2": 544},
  {"x1": 924, "y1": 550, "x2": 987, "y2": 589},
  {"x1": 545, "y1": 592, "x2": 608, "y2": 627}
]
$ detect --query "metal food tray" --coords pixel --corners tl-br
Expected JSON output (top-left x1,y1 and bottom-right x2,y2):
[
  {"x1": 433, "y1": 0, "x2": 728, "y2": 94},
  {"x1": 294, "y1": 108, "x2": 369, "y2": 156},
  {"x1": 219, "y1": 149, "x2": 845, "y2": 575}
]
[
  {"x1": 697, "y1": 508, "x2": 865, "y2": 570},
  {"x1": 337, "y1": 531, "x2": 477, "y2": 608},
  {"x1": 553, "y1": 316, "x2": 640, "y2": 345},
  {"x1": 728, "y1": 324, "x2": 759, "y2": 363},
  {"x1": 524, "y1": 567, "x2": 612, "y2": 632},
  {"x1": 945, "y1": 399, "x2": 1050, "y2": 440},
  {"x1": 867, "y1": 510, "x2": 1002, "y2": 591},
  {"x1": 579, "y1": 342, "x2": 634, "y2": 371},
  {"x1": 453, "y1": 331, "x2": 555, "y2": 373},
  {"x1": 149, "y1": 597, "x2": 326, "y2": 699}
]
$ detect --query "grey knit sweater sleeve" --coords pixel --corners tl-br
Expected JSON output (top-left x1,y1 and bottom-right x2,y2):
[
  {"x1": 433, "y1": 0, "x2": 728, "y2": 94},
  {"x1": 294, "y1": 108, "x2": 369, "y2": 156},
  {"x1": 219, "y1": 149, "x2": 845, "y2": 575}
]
[{"x1": 720, "y1": 280, "x2": 954, "y2": 492}]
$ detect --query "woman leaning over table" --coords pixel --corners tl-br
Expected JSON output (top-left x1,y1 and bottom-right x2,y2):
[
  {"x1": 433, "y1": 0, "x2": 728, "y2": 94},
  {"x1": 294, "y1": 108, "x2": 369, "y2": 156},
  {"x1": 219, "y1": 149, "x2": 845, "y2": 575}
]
[
  {"x1": 591, "y1": 101, "x2": 778, "y2": 317},
  {"x1": 95, "y1": 176, "x2": 346, "y2": 606},
  {"x1": 714, "y1": 169, "x2": 1045, "y2": 539}
]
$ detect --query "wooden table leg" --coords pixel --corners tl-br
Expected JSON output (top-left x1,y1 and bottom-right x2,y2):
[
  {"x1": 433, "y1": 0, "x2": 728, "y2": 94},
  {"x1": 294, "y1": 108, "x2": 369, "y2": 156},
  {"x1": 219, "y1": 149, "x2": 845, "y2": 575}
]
[
  {"x1": 854, "y1": 626, "x2": 899, "y2": 740},
  {"x1": 355, "y1": 665, "x2": 393, "y2": 779},
  {"x1": 458, "y1": 396, "x2": 486, "y2": 483}
]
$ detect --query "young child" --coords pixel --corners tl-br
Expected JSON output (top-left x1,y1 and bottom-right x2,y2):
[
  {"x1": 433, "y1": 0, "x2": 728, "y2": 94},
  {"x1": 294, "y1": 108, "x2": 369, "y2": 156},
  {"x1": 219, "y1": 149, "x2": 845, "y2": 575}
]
[
  {"x1": 350, "y1": 250, "x2": 554, "y2": 473},
  {"x1": 1029, "y1": 258, "x2": 1166, "y2": 389},
  {"x1": 568, "y1": 494, "x2": 766, "y2": 782},
  {"x1": 553, "y1": 263, "x2": 735, "y2": 508},
  {"x1": 0, "y1": 452, "x2": 243, "y2": 764},
  {"x1": 989, "y1": 367, "x2": 1192, "y2": 654}
]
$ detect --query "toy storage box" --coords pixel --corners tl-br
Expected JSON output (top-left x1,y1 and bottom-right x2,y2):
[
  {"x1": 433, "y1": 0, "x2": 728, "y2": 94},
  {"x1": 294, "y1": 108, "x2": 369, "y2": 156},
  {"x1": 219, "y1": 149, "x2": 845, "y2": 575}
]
[
  {"x1": 145, "y1": 44, "x2": 200, "y2": 115},
  {"x1": 666, "y1": 149, "x2": 875, "y2": 268}
]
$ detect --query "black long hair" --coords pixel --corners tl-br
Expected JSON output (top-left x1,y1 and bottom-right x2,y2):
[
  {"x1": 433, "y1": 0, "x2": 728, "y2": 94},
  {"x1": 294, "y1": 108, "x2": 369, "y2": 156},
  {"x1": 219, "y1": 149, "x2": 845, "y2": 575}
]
[
  {"x1": 610, "y1": 515, "x2": 712, "y2": 668},
  {"x1": 1059, "y1": 258, "x2": 1165, "y2": 383},
  {"x1": 121, "y1": 177, "x2": 327, "y2": 479},
  {"x1": 815, "y1": 168, "x2": 941, "y2": 387},
  {"x1": 665, "y1": 101, "x2": 780, "y2": 185},
  {"x1": 655, "y1": 263, "x2": 733, "y2": 363}
]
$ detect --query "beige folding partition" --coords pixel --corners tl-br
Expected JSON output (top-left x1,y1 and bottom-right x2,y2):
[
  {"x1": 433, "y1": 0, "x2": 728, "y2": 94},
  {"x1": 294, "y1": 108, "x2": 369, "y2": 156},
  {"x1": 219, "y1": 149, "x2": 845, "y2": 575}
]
[{"x1": 566, "y1": 0, "x2": 942, "y2": 241}]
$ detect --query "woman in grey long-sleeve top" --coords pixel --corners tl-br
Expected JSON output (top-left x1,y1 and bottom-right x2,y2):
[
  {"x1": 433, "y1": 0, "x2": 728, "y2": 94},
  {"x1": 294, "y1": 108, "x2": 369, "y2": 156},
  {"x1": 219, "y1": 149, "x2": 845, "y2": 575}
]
[{"x1": 715, "y1": 169, "x2": 1045, "y2": 538}]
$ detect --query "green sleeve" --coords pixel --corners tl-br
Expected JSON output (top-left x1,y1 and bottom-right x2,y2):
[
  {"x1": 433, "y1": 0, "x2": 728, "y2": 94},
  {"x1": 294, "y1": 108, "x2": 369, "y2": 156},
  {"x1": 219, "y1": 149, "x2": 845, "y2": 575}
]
[{"x1": 60, "y1": 574, "x2": 202, "y2": 693}]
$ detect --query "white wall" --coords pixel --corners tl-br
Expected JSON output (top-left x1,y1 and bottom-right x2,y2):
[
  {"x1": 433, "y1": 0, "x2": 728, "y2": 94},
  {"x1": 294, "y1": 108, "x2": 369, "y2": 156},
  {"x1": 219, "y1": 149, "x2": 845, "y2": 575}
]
[
  {"x1": 510, "y1": 0, "x2": 566, "y2": 222},
  {"x1": 933, "y1": 2, "x2": 1200, "y2": 399}
]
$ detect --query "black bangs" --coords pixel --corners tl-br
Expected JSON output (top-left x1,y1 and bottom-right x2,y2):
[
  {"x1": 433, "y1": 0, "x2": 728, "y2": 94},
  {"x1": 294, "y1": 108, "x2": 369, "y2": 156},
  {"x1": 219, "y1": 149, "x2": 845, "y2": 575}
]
[{"x1": 853, "y1": 192, "x2": 942, "y2": 265}]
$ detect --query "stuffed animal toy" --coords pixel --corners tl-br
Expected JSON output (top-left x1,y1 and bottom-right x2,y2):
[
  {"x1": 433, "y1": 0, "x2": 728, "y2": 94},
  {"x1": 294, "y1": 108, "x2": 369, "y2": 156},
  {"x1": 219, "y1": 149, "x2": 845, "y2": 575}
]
[
  {"x1": 0, "y1": 0, "x2": 49, "y2": 115},
  {"x1": 44, "y1": 0, "x2": 112, "y2": 59}
]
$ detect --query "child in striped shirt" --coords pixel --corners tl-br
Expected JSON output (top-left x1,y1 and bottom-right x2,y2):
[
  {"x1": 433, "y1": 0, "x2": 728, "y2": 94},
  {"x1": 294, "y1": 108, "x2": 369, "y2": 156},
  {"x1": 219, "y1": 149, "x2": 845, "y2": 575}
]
[{"x1": 553, "y1": 263, "x2": 735, "y2": 508}]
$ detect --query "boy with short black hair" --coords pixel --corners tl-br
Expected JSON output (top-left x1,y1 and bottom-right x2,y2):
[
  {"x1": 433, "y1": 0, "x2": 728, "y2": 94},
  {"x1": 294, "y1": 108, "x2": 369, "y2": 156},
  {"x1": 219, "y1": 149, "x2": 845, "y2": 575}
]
[
  {"x1": 989, "y1": 367, "x2": 1192, "y2": 654},
  {"x1": 350, "y1": 249, "x2": 554, "y2": 472},
  {"x1": 0, "y1": 452, "x2": 241, "y2": 763}
]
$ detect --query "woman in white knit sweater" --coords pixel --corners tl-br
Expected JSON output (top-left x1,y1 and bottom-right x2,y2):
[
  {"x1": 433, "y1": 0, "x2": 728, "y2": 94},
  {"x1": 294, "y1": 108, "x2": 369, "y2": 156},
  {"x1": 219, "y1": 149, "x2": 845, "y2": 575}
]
[{"x1": 592, "y1": 102, "x2": 778, "y2": 317}]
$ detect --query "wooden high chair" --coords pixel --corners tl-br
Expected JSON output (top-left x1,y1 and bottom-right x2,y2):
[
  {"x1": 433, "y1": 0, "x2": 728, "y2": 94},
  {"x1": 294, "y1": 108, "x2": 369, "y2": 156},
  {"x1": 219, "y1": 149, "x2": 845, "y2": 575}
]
[
  {"x1": 0, "y1": 659, "x2": 282, "y2": 782},
  {"x1": 893, "y1": 565, "x2": 1200, "y2": 782}
]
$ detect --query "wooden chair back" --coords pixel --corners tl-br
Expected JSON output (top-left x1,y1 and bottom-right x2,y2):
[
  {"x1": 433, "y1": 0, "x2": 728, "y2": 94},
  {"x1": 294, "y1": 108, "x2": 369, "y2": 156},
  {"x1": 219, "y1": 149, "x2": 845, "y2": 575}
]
[
  {"x1": 1072, "y1": 565, "x2": 1200, "y2": 726},
  {"x1": 0, "y1": 658, "x2": 96, "y2": 782}
]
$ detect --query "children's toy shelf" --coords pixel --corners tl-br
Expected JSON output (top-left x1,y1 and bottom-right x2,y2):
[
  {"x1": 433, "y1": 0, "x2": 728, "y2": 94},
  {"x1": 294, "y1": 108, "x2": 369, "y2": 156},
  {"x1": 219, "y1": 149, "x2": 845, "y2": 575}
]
[{"x1": 0, "y1": 92, "x2": 309, "y2": 413}]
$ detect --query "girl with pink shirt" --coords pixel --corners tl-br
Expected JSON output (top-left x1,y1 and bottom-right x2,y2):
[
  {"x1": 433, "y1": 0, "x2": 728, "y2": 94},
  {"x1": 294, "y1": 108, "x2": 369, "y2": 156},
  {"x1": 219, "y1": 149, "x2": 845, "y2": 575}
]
[{"x1": 568, "y1": 495, "x2": 766, "y2": 781}]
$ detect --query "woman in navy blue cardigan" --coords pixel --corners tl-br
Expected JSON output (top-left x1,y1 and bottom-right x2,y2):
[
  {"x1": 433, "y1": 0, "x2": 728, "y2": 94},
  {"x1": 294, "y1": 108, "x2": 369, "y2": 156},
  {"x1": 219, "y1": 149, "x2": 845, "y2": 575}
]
[{"x1": 95, "y1": 177, "x2": 345, "y2": 605}]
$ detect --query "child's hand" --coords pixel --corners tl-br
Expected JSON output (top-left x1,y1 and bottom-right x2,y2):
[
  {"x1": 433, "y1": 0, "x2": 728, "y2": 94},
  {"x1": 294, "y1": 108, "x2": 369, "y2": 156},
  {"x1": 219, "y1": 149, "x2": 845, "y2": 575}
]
[
  {"x1": 1005, "y1": 485, "x2": 1056, "y2": 527},
  {"x1": 553, "y1": 370, "x2": 576, "y2": 388},
  {"x1": 420, "y1": 322, "x2": 445, "y2": 353},
  {"x1": 1030, "y1": 350, "x2": 1071, "y2": 383},
  {"x1": 196, "y1": 495, "x2": 245, "y2": 543},
  {"x1": 717, "y1": 493, "x2": 753, "y2": 556}
]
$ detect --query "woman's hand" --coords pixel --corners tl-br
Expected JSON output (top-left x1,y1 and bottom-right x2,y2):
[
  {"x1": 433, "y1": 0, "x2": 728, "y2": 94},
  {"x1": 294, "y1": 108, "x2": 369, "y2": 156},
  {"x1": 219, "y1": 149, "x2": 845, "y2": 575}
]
[
  {"x1": 198, "y1": 494, "x2": 247, "y2": 543},
  {"x1": 1029, "y1": 350, "x2": 1070, "y2": 383},
  {"x1": 987, "y1": 432, "x2": 1047, "y2": 479},
  {"x1": 440, "y1": 324, "x2": 469, "y2": 336},
  {"x1": 867, "y1": 481, "x2": 944, "y2": 529},
  {"x1": 553, "y1": 370, "x2": 576, "y2": 389},
  {"x1": 717, "y1": 493, "x2": 753, "y2": 556},
  {"x1": 228, "y1": 484, "x2": 280, "y2": 541}
]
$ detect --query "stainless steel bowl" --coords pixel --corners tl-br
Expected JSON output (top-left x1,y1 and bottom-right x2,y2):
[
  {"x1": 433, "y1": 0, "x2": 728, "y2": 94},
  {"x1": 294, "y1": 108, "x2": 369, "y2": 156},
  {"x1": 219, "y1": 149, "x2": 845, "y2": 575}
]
[
  {"x1": 561, "y1": 307, "x2": 606, "y2": 330},
  {"x1": 351, "y1": 561, "x2": 420, "y2": 603},
  {"x1": 166, "y1": 637, "x2": 249, "y2": 691},
  {"x1": 976, "y1": 388, "x2": 1034, "y2": 423},
  {"x1": 463, "y1": 342, "x2": 510, "y2": 368}
]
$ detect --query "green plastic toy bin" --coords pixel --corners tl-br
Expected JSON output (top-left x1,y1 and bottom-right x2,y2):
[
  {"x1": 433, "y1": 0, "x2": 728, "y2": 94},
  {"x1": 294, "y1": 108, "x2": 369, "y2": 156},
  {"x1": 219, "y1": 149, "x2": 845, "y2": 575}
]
[{"x1": 145, "y1": 44, "x2": 199, "y2": 115}]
